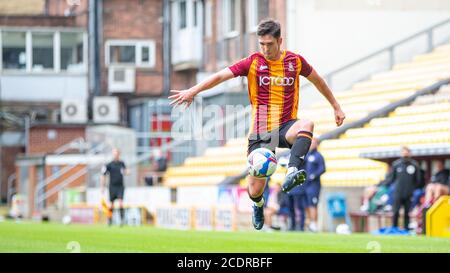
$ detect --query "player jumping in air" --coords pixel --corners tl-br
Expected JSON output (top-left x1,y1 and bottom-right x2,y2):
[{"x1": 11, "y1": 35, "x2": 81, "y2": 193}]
[{"x1": 169, "y1": 19, "x2": 345, "y2": 230}]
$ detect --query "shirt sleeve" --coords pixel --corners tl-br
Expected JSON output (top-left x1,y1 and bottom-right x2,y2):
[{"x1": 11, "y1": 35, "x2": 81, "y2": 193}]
[
  {"x1": 228, "y1": 56, "x2": 253, "y2": 77},
  {"x1": 102, "y1": 164, "x2": 109, "y2": 175},
  {"x1": 298, "y1": 54, "x2": 313, "y2": 77}
]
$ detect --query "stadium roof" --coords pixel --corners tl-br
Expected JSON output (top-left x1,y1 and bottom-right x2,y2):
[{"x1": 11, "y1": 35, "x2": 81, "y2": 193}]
[{"x1": 359, "y1": 143, "x2": 450, "y2": 162}]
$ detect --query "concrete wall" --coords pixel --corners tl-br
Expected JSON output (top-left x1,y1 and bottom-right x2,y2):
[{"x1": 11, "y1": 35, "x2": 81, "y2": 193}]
[
  {"x1": 287, "y1": 0, "x2": 450, "y2": 106},
  {"x1": 1, "y1": 74, "x2": 88, "y2": 102}
]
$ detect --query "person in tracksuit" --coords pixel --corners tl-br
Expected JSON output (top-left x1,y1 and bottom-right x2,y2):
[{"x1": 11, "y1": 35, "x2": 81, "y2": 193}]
[
  {"x1": 287, "y1": 179, "x2": 307, "y2": 231},
  {"x1": 391, "y1": 146, "x2": 421, "y2": 230},
  {"x1": 303, "y1": 138, "x2": 326, "y2": 232}
]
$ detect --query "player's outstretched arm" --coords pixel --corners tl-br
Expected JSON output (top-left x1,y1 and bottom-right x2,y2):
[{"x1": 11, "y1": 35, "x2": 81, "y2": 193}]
[
  {"x1": 306, "y1": 69, "x2": 346, "y2": 126},
  {"x1": 169, "y1": 68, "x2": 235, "y2": 108}
]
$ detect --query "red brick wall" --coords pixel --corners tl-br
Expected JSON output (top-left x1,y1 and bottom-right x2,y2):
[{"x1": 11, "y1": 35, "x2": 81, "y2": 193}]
[
  {"x1": 171, "y1": 70, "x2": 198, "y2": 90},
  {"x1": 204, "y1": 0, "x2": 218, "y2": 73},
  {"x1": 0, "y1": 15, "x2": 76, "y2": 27},
  {"x1": 101, "y1": 0, "x2": 165, "y2": 96},
  {"x1": 0, "y1": 146, "x2": 24, "y2": 201},
  {"x1": 269, "y1": 0, "x2": 287, "y2": 46},
  {"x1": 45, "y1": 0, "x2": 88, "y2": 27},
  {"x1": 28, "y1": 125, "x2": 85, "y2": 154},
  {"x1": 203, "y1": 0, "x2": 287, "y2": 73}
]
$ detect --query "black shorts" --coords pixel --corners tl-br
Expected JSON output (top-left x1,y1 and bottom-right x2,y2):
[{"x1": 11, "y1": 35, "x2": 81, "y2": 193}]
[
  {"x1": 247, "y1": 119, "x2": 297, "y2": 155},
  {"x1": 109, "y1": 186, "x2": 124, "y2": 202}
]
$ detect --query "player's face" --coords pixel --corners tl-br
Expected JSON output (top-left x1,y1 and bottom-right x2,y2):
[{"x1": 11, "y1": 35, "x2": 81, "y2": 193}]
[
  {"x1": 258, "y1": 35, "x2": 282, "y2": 60},
  {"x1": 113, "y1": 149, "x2": 120, "y2": 160},
  {"x1": 401, "y1": 147, "x2": 410, "y2": 158}
]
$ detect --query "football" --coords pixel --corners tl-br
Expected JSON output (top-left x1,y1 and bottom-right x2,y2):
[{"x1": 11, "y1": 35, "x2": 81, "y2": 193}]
[{"x1": 247, "y1": 148, "x2": 277, "y2": 178}]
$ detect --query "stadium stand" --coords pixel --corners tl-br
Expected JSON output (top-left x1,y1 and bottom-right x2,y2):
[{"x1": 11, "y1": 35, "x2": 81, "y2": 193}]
[
  {"x1": 319, "y1": 83, "x2": 450, "y2": 187},
  {"x1": 163, "y1": 43, "x2": 450, "y2": 188}
]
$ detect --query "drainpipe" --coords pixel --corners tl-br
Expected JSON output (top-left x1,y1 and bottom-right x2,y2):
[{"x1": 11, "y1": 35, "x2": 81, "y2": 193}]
[
  {"x1": 88, "y1": 0, "x2": 102, "y2": 120},
  {"x1": 163, "y1": 0, "x2": 171, "y2": 96}
]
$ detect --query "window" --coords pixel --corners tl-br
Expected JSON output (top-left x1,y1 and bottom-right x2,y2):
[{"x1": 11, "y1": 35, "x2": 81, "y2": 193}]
[
  {"x1": 60, "y1": 32, "x2": 84, "y2": 71},
  {"x1": 2, "y1": 31, "x2": 26, "y2": 70},
  {"x1": 179, "y1": 0, "x2": 187, "y2": 29},
  {"x1": 0, "y1": 29, "x2": 86, "y2": 73},
  {"x1": 106, "y1": 40, "x2": 155, "y2": 68},
  {"x1": 141, "y1": 46, "x2": 150, "y2": 63},
  {"x1": 193, "y1": 0, "x2": 198, "y2": 27},
  {"x1": 223, "y1": 0, "x2": 238, "y2": 37},
  {"x1": 109, "y1": 45, "x2": 135, "y2": 64},
  {"x1": 229, "y1": 0, "x2": 236, "y2": 32},
  {"x1": 32, "y1": 32, "x2": 54, "y2": 70}
]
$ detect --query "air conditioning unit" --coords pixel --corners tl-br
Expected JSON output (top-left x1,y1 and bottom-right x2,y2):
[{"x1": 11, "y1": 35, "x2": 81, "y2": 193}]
[
  {"x1": 61, "y1": 99, "x2": 87, "y2": 123},
  {"x1": 93, "y1": 96, "x2": 120, "y2": 124},
  {"x1": 108, "y1": 66, "x2": 135, "y2": 93}
]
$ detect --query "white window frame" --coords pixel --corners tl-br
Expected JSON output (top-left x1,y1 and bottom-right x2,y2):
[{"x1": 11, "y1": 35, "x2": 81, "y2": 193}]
[
  {"x1": 105, "y1": 39, "x2": 156, "y2": 68},
  {"x1": 0, "y1": 27, "x2": 87, "y2": 74},
  {"x1": 222, "y1": 0, "x2": 239, "y2": 39},
  {"x1": 247, "y1": 0, "x2": 259, "y2": 33}
]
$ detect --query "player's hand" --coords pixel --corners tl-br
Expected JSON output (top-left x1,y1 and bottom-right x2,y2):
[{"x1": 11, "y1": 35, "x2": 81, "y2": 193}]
[
  {"x1": 168, "y1": 88, "x2": 196, "y2": 108},
  {"x1": 334, "y1": 107, "x2": 346, "y2": 126}
]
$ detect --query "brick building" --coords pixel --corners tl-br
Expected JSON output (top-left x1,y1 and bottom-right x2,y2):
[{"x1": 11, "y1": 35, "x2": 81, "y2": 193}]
[{"x1": 0, "y1": 0, "x2": 288, "y2": 215}]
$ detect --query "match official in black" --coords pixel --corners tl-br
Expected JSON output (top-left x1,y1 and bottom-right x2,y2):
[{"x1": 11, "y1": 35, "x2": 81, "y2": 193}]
[
  {"x1": 391, "y1": 146, "x2": 421, "y2": 230},
  {"x1": 101, "y1": 148, "x2": 129, "y2": 226}
]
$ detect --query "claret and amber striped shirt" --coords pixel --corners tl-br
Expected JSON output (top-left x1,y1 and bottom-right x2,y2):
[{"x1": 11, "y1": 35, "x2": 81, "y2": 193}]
[{"x1": 229, "y1": 50, "x2": 312, "y2": 135}]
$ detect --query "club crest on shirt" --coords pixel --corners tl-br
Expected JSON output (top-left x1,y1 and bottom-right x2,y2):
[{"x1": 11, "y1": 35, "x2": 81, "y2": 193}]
[
  {"x1": 288, "y1": 62, "x2": 295, "y2": 72},
  {"x1": 406, "y1": 165, "x2": 416, "y2": 175}
]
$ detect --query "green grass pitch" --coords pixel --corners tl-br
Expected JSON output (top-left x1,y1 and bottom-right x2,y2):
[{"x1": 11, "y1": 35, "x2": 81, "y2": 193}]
[{"x1": 0, "y1": 221, "x2": 449, "y2": 253}]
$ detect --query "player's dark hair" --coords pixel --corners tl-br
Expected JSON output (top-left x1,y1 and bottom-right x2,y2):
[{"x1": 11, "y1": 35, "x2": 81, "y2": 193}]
[{"x1": 257, "y1": 18, "x2": 281, "y2": 39}]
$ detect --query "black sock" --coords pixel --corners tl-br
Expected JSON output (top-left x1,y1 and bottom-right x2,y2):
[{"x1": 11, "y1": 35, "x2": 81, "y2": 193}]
[
  {"x1": 249, "y1": 194, "x2": 263, "y2": 203},
  {"x1": 120, "y1": 208, "x2": 125, "y2": 222},
  {"x1": 248, "y1": 188, "x2": 263, "y2": 203},
  {"x1": 288, "y1": 131, "x2": 313, "y2": 169}
]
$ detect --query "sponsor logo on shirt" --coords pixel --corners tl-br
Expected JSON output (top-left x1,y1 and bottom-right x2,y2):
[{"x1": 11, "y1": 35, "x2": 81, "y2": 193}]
[{"x1": 259, "y1": 76, "x2": 295, "y2": 86}]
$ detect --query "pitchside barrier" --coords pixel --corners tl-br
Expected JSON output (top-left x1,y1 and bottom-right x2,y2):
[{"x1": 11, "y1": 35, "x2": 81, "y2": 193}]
[
  {"x1": 154, "y1": 205, "x2": 238, "y2": 231},
  {"x1": 68, "y1": 203, "x2": 151, "y2": 225}
]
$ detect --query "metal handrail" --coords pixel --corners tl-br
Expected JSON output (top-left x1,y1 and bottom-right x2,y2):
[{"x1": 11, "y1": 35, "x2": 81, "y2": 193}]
[
  {"x1": 36, "y1": 164, "x2": 89, "y2": 207},
  {"x1": 35, "y1": 141, "x2": 109, "y2": 193},
  {"x1": 34, "y1": 142, "x2": 111, "y2": 210},
  {"x1": 130, "y1": 104, "x2": 252, "y2": 166},
  {"x1": 53, "y1": 137, "x2": 86, "y2": 154}
]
